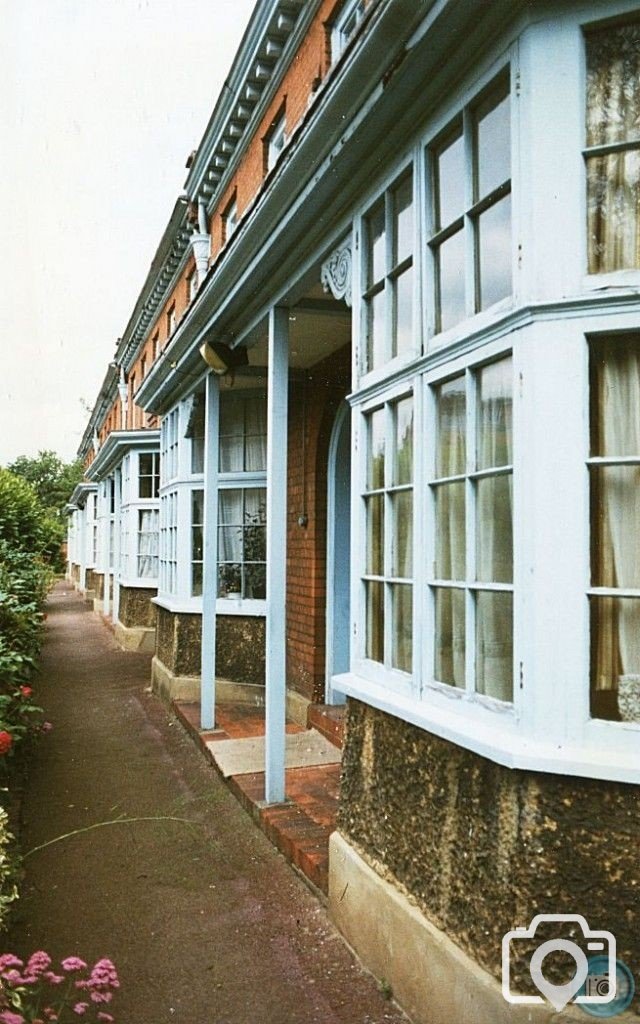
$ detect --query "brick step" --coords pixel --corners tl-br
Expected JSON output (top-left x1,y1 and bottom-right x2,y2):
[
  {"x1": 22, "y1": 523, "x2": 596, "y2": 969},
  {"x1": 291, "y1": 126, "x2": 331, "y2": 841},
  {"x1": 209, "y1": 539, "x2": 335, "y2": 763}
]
[{"x1": 306, "y1": 703, "x2": 346, "y2": 749}]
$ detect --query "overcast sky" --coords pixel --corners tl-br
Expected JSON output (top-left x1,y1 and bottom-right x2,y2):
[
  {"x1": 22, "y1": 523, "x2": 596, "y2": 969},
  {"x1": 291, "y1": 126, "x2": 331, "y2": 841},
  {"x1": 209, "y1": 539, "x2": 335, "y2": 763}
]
[{"x1": 0, "y1": 0, "x2": 256, "y2": 466}]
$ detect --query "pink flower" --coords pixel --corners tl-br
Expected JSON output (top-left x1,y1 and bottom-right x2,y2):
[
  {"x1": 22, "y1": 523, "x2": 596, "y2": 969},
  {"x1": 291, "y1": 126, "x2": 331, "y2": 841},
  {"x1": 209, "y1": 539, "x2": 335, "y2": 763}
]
[
  {"x1": 0, "y1": 955, "x2": 23, "y2": 971},
  {"x1": 1, "y1": 969, "x2": 23, "y2": 984},
  {"x1": 90, "y1": 992, "x2": 112, "y2": 1005},
  {"x1": 96, "y1": 1016, "x2": 114, "y2": 1023},
  {"x1": 0, "y1": 732, "x2": 13, "y2": 755},
  {"x1": 62, "y1": 957, "x2": 87, "y2": 973},
  {"x1": 27, "y1": 951, "x2": 52, "y2": 975},
  {"x1": 72, "y1": 1005, "x2": 89, "y2": 1017},
  {"x1": 41, "y1": 722, "x2": 53, "y2": 734},
  {"x1": 43, "y1": 1012, "x2": 58, "y2": 1022},
  {"x1": 44, "y1": 971, "x2": 63, "y2": 985},
  {"x1": 19, "y1": 686, "x2": 32, "y2": 698},
  {"x1": 0, "y1": 1012, "x2": 25, "y2": 1024}
]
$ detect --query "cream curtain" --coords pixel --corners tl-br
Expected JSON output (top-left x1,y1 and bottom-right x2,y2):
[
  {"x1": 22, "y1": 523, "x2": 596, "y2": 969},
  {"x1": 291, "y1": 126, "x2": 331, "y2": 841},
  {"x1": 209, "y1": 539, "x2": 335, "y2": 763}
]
[
  {"x1": 586, "y1": 23, "x2": 640, "y2": 273},
  {"x1": 475, "y1": 359, "x2": 513, "y2": 701},
  {"x1": 592, "y1": 339, "x2": 640, "y2": 698},
  {"x1": 435, "y1": 378, "x2": 466, "y2": 687},
  {"x1": 138, "y1": 509, "x2": 159, "y2": 579}
]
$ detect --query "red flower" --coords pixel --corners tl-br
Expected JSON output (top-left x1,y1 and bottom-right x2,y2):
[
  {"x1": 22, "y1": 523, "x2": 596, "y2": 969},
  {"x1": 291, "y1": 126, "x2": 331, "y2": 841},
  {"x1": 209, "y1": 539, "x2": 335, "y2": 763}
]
[
  {"x1": 20, "y1": 686, "x2": 33, "y2": 699},
  {"x1": 0, "y1": 732, "x2": 13, "y2": 755}
]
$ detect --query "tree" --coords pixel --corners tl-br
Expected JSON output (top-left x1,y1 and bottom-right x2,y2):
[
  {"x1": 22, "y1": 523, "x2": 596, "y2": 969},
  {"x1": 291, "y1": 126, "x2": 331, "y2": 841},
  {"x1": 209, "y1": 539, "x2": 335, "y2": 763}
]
[{"x1": 6, "y1": 451, "x2": 84, "y2": 518}]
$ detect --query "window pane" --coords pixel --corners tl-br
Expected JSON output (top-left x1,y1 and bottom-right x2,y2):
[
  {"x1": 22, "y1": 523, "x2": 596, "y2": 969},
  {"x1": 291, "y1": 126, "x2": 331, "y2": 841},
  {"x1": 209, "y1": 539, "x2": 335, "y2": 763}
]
[
  {"x1": 366, "y1": 495, "x2": 384, "y2": 575},
  {"x1": 367, "y1": 409, "x2": 385, "y2": 489},
  {"x1": 590, "y1": 336, "x2": 640, "y2": 458},
  {"x1": 391, "y1": 584, "x2": 412, "y2": 672},
  {"x1": 591, "y1": 596, "x2": 640, "y2": 721},
  {"x1": 435, "y1": 483, "x2": 466, "y2": 580},
  {"x1": 219, "y1": 526, "x2": 242, "y2": 562},
  {"x1": 192, "y1": 562, "x2": 203, "y2": 597},
  {"x1": 220, "y1": 399, "x2": 244, "y2": 438},
  {"x1": 192, "y1": 489, "x2": 204, "y2": 524},
  {"x1": 366, "y1": 290, "x2": 386, "y2": 370},
  {"x1": 218, "y1": 563, "x2": 241, "y2": 597},
  {"x1": 586, "y1": 22, "x2": 640, "y2": 148},
  {"x1": 367, "y1": 202, "x2": 386, "y2": 285},
  {"x1": 393, "y1": 173, "x2": 413, "y2": 265},
  {"x1": 478, "y1": 193, "x2": 511, "y2": 310},
  {"x1": 476, "y1": 590, "x2": 512, "y2": 701},
  {"x1": 476, "y1": 475, "x2": 513, "y2": 583},
  {"x1": 435, "y1": 131, "x2": 465, "y2": 230},
  {"x1": 139, "y1": 476, "x2": 153, "y2": 499},
  {"x1": 219, "y1": 489, "x2": 243, "y2": 526},
  {"x1": 192, "y1": 438, "x2": 205, "y2": 474},
  {"x1": 393, "y1": 397, "x2": 413, "y2": 486},
  {"x1": 477, "y1": 357, "x2": 512, "y2": 470},
  {"x1": 587, "y1": 151, "x2": 640, "y2": 274},
  {"x1": 437, "y1": 229, "x2": 466, "y2": 333},
  {"x1": 436, "y1": 376, "x2": 466, "y2": 477},
  {"x1": 391, "y1": 491, "x2": 412, "y2": 578},
  {"x1": 591, "y1": 466, "x2": 640, "y2": 588},
  {"x1": 366, "y1": 581, "x2": 384, "y2": 662},
  {"x1": 434, "y1": 587, "x2": 465, "y2": 688},
  {"x1": 476, "y1": 88, "x2": 510, "y2": 199},
  {"x1": 245, "y1": 398, "x2": 267, "y2": 471},
  {"x1": 393, "y1": 266, "x2": 413, "y2": 358},
  {"x1": 139, "y1": 454, "x2": 153, "y2": 476}
]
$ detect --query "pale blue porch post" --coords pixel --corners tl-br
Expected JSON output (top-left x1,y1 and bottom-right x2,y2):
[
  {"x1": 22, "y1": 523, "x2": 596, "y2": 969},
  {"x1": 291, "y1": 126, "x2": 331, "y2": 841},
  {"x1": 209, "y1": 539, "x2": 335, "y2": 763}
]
[
  {"x1": 265, "y1": 307, "x2": 289, "y2": 804},
  {"x1": 102, "y1": 478, "x2": 111, "y2": 617},
  {"x1": 201, "y1": 372, "x2": 220, "y2": 730},
  {"x1": 112, "y1": 468, "x2": 122, "y2": 624},
  {"x1": 78, "y1": 505, "x2": 87, "y2": 592}
]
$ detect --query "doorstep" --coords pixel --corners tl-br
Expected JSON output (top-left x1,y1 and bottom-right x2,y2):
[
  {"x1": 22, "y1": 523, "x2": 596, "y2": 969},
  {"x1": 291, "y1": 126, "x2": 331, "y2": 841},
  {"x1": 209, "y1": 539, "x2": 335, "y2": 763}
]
[{"x1": 173, "y1": 700, "x2": 342, "y2": 895}]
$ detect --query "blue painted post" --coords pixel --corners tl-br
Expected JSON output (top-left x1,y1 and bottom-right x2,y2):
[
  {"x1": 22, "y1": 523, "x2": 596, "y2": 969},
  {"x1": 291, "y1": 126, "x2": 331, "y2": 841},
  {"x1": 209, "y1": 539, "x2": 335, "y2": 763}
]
[
  {"x1": 112, "y1": 468, "x2": 121, "y2": 624},
  {"x1": 102, "y1": 478, "x2": 111, "y2": 617},
  {"x1": 201, "y1": 373, "x2": 220, "y2": 731},
  {"x1": 265, "y1": 306, "x2": 289, "y2": 804}
]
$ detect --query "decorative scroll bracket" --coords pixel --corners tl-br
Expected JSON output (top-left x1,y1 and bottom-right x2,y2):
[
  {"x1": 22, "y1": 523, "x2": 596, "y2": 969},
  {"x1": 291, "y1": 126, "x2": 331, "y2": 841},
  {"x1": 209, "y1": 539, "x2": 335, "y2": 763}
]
[{"x1": 321, "y1": 241, "x2": 352, "y2": 307}]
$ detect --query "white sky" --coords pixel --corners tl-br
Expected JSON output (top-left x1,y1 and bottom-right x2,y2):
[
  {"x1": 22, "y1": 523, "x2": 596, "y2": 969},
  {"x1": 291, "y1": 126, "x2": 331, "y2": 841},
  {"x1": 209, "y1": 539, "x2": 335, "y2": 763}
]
[{"x1": 0, "y1": 0, "x2": 256, "y2": 466}]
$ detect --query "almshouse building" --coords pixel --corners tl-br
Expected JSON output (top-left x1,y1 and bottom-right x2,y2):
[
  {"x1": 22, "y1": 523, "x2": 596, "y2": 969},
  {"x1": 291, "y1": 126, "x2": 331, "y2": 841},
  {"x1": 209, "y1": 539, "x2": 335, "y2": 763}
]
[{"x1": 68, "y1": 1, "x2": 640, "y2": 1020}]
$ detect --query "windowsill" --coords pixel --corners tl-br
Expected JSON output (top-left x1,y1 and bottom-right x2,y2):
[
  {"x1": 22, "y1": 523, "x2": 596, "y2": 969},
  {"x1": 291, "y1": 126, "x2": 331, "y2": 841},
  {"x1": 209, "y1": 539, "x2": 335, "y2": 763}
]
[
  {"x1": 582, "y1": 270, "x2": 640, "y2": 292},
  {"x1": 427, "y1": 294, "x2": 513, "y2": 355},
  {"x1": 152, "y1": 594, "x2": 266, "y2": 617},
  {"x1": 334, "y1": 671, "x2": 640, "y2": 785},
  {"x1": 118, "y1": 578, "x2": 158, "y2": 590}
]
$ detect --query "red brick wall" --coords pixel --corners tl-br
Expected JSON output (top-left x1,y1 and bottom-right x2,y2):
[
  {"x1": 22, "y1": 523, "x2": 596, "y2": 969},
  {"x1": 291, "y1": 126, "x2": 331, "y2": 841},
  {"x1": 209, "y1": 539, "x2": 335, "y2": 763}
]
[{"x1": 286, "y1": 343, "x2": 351, "y2": 701}]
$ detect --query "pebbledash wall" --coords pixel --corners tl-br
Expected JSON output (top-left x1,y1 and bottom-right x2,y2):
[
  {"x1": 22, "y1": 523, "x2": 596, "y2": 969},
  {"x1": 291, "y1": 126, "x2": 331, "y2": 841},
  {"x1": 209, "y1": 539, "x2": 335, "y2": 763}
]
[{"x1": 69, "y1": 2, "x2": 640, "y2": 1023}]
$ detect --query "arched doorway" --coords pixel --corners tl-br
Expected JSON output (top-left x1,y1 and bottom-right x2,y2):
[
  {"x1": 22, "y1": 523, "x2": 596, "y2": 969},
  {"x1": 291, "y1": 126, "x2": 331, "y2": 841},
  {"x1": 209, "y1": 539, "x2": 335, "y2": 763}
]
[{"x1": 325, "y1": 402, "x2": 351, "y2": 703}]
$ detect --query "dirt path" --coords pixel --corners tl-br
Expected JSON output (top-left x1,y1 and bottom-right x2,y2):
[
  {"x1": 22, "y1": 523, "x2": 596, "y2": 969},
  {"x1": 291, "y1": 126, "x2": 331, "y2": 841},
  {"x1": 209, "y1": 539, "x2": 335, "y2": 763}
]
[{"x1": 8, "y1": 583, "x2": 408, "y2": 1024}]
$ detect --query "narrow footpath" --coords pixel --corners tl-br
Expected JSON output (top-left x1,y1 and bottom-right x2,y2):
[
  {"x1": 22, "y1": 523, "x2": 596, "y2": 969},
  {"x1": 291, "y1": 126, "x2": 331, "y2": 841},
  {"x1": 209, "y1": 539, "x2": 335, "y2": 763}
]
[{"x1": 8, "y1": 583, "x2": 408, "y2": 1024}]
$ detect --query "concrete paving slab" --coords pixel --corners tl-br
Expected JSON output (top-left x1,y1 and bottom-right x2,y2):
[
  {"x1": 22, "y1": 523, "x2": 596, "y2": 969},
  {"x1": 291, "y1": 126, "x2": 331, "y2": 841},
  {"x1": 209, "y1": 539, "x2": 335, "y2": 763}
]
[{"x1": 207, "y1": 728, "x2": 342, "y2": 777}]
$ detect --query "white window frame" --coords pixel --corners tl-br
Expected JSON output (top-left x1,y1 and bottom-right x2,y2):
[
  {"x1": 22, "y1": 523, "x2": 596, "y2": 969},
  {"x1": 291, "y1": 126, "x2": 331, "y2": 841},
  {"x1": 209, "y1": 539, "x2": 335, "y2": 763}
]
[
  {"x1": 224, "y1": 198, "x2": 238, "y2": 243},
  {"x1": 356, "y1": 159, "x2": 420, "y2": 390},
  {"x1": 266, "y1": 110, "x2": 286, "y2": 172},
  {"x1": 331, "y1": 0, "x2": 366, "y2": 63},
  {"x1": 118, "y1": 448, "x2": 160, "y2": 588}
]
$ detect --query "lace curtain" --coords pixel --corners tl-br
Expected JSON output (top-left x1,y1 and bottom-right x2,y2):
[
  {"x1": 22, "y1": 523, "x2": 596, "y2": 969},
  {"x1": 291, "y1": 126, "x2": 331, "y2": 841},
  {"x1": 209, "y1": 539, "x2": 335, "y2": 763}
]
[
  {"x1": 475, "y1": 359, "x2": 513, "y2": 702},
  {"x1": 586, "y1": 22, "x2": 640, "y2": 273},
  {"x1": 591, "y1": 338, "x2": 640, "y2": 702},
  {"x1": 138, "y1": 509, "x2": 159, "y2": 578}
]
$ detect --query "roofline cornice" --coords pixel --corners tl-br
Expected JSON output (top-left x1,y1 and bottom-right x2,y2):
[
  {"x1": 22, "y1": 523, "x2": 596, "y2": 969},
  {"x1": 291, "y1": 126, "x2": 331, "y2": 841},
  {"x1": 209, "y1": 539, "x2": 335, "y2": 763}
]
[
  {"x1": 185, "y1": 0, "x2": 322, "y2": 211},
  {"x1": 69, "y1": 481, "x2": 98, "y2": 507},
  {"x1": 86, "y1": 430, "x2": 160, "y2": 481}
]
